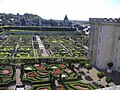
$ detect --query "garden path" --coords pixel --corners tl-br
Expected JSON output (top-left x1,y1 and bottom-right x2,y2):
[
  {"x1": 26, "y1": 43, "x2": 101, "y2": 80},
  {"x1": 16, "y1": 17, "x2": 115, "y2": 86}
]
[
  {"x1": 16, "y1": 64, "x2": 22, "y2": 85},
  {"x1": 36, "y1": 35, "x2": 48, "y2": 57},
  {"x1": 13, "y1": 37, "x2": 22, "y2": 57},
  {"x1": 55, "y1": 80, "x2": 59, "y2": 86},
  {"x1": 60, "y1": 43, "x2": 72, "y2": 56},
  {"x1": 53, "y1": 38, "x2": 72, "y2": 56},
  {"x1": 80, "y1": 67, "x2": 116, "y2": 87},
  {"x1": 70, "y1": 38, "x2": 88, "y2": 51}
]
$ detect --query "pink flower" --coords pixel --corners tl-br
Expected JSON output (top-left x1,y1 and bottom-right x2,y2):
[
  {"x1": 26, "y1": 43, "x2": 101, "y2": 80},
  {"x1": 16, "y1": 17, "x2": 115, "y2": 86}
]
[
  {"x1": 2, "y1": 70, "x2": 9, "y2": 74},
  {"x1": 66, "y1": 69, "x2": 72, "y2": 73},
  {"x1": 40, "y1": 72, "x2": 47, "y2": 75},
  {"x1": 40, "y1": 87, "x2": 48, "y2": 90},
  {"x1": 34, "y1": 64, "x2": 40, "y2": 67},
  {"x1": 75, "y1": 86, "x2": 89, "y2": 90}
]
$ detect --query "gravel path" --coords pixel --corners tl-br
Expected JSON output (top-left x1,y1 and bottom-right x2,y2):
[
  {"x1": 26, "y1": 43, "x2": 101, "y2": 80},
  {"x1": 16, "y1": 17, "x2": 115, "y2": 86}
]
[{"x1": 36, "y1": 35, "x2": 48, "y2": 57}]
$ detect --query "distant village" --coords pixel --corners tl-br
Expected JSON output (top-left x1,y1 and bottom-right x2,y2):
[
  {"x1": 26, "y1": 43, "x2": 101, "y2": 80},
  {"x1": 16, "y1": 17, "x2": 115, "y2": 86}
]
[
  {"x1": 0, "y1": 13, "x2": 90, "y2": 35},
  {"x1": 0, "y1": 13, "x2": 89, "y2": 26}
]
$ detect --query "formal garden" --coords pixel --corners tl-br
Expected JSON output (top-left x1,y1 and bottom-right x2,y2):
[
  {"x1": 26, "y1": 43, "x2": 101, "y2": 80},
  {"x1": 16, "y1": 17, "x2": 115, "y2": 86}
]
[
  {"x1": 40, "y1": 34, "x2": 88, "y2": 58},
  {"x1": 21, "y1": 60, "x2": 96, "y2": 90},
  {"x1": 0, "y1": 35, "x2": 41, "y2": 61},
  {"x1": 0, "y1": 32, "x2": 88, "y2": 62},
  {"x1": 0, "y1": 64, "x2": 16, "y2": 89},
  {"x1": 0, "y1": 29, "x2": 115, "y2": 90}
]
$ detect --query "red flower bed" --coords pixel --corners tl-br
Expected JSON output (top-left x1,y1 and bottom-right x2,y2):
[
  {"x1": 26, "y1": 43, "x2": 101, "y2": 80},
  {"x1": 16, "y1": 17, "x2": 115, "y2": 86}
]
[
  {"x1": 59, "y1": 64, "x2": 65, "y2": 69},
  {"x1": 39, "y1": 66, "x2": 45, "y2": 71},
  {"x1": 40, "y1": 87, "x2": 48, "y2": 90},
  {"x1": 53, "y1": 70, "x2": 61, "y2": 75},
  {"x1": 56, "y1": 86, "x2": 64, "y2": 90},
  {"x1": 27, "y1": 73, "x2": 35, "y2": 77},
  {"x1": 56, "y1": 88, "x2": 60, "y2": 90}
]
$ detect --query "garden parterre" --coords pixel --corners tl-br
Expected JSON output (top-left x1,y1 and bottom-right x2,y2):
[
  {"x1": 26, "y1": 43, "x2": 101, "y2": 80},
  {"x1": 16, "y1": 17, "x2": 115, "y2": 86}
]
[{"x1": 23, "y1": 63, "x2": 95, "y2": 90}]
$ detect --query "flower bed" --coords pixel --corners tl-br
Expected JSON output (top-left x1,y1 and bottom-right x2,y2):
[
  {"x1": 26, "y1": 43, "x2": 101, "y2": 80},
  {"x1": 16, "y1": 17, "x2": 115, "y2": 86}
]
[
  {"x1": 53, "y1": 70, "x2": 61, "y2": 75},
  {"x1": 27, "y1": 73, "x2": 35, "y2": 77},
  {"x1": 40, "y1": 87, "x2": 48, "y2": 90},
  {"x1": 0, "y1": 65, "x2": 15, "y2": 84},
  {"x1": 59, "y1": 64, "x2": 65, "y2": 69},
  {"x1": 2, "y1": 70, "x2": 9, "y2": 74},
  {"x1": 40, "y1": 72, "x2": 48, "y2": 75},
  {"x1": 56, "y1": 86, "x2": 64, "y2": 90},
  {"x1": 34, "y1": 64, "x2": 40, "y2": 67},
  {"x1": 39, "y1": 66, "x2": 45, "y2": 71},
  {"x1": 75, "y1": 85, "x2": 89, "y2": 90},
  {"x1": 65, "y1": 69, "x2": 72, "y2": 73}
]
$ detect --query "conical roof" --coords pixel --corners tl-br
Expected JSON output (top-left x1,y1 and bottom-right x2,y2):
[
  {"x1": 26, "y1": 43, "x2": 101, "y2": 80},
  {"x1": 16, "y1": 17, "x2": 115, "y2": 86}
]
[{"x1": 64, "y1": 15, "x2": 68, "y2": 21}]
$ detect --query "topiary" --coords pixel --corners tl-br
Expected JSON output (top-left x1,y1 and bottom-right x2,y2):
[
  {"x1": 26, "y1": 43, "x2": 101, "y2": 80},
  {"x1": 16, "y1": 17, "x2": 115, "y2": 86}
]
[
  {"x1": 80, "y1": 61, "x2": 85, "y2": 67},
  {"x1": 97, "y1": 72, "x2": 104, "y2": 81},
  {"x1": 106, "y1": 77, "x2": 113, "y2": 86},
  {"x1": 107, "y1": 62, "x2": 113, "y2": 68},
  {"x1": 85, "y1": 64, "x2": 92, "y2": 73}
]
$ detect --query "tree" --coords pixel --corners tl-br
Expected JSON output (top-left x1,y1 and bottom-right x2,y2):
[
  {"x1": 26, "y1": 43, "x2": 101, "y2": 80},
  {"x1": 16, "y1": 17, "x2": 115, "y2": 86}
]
[
  {"x1": 97, "y1": 72, "x2": 104, "y2": 81},
  {"x1": 85, "y1": 64, "x2": 92, "y2": 73},
  {"x1": 106, "y1": 77, "x2": 113, "y2": 86}
]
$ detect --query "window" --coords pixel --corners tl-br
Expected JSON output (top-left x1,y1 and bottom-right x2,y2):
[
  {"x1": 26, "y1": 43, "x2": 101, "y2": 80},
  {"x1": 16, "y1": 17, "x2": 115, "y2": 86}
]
[
  {"x1": 118, "y1": 36, "x2": 120, "y2": 41},
  {"x1": 116, "y1": 49, "x2": 118, "y2": 52},
  {"x1": 118, "y1": 67, "x2": 120, "y2": 70},
  {"x1": 99, "y1": 37, "x2": 101, "y2": 43},
  {"x1": 98, "y1": 49, "x2": 100, "y2": 54},
  {"x1": 100, "y1": 26, "x2": 102, "y2": 32},
  {"x1": 96, "y1": 60, "x2": 99, "y2": 65}
]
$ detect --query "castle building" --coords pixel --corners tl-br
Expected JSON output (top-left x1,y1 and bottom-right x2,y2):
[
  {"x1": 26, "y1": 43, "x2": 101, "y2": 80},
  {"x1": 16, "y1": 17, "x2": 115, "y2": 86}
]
[{"x1": 89, "y1": 18, "x2": 120, "y2": 72}]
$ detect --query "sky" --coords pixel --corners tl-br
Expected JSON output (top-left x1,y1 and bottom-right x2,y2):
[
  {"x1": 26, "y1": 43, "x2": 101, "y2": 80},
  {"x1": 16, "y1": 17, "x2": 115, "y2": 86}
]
[{"x1": 0, "y1": 0, "x2": 120, "y2": 20}]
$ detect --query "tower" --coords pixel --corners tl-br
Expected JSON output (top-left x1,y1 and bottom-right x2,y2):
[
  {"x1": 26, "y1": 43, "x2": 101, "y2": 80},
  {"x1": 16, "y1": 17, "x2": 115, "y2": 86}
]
[
  {"x1": 63, "y1": 15, "x2": 69, "y2": 26},
  {"x1": 89, "y1": 18, "x2": 120, "y2": 72},
  {"x1": 64, "y1": 15, "x2": 69, "y2": 21}
]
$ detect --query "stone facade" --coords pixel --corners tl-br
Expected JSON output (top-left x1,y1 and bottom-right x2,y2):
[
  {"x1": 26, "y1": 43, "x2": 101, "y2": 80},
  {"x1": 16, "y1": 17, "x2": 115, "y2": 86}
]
[{"x1": 89, "y1": 18, "x2": 120, "y2": 72}]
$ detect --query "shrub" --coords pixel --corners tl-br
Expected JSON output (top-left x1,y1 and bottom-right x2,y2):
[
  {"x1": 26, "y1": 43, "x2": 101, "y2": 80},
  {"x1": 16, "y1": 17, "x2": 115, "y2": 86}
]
[
  {"x1": 80, "y1": 61, "x2": 85, "y2": 67},
  {"x1": 97, "y1": 72, "x2": 104, "y2": 81},
  {"x1": 106, "y1": 77, "x2": 113, "y2": 85},
  {"x1": 85, "y1": 64, "x2": 92, "y2": 73}
]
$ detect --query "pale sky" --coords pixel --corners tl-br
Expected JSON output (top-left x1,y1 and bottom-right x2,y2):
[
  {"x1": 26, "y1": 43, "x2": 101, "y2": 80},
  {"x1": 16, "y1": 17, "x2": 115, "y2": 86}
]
[{"x1": 0, "y1": 0, "x2": 120, "y2": 20}]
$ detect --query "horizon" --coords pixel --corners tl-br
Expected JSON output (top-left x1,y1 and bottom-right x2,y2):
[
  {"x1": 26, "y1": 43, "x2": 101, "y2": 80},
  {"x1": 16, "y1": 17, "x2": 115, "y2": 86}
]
[{"x1": 0, "y1": 0, "x2": 120, "y2": 20}]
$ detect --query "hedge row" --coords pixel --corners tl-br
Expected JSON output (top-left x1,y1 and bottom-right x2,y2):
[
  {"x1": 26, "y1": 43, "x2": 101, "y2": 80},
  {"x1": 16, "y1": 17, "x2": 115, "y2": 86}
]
[{"x1": 3, "y1": 26, "x2": 76, "y2": 31}]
